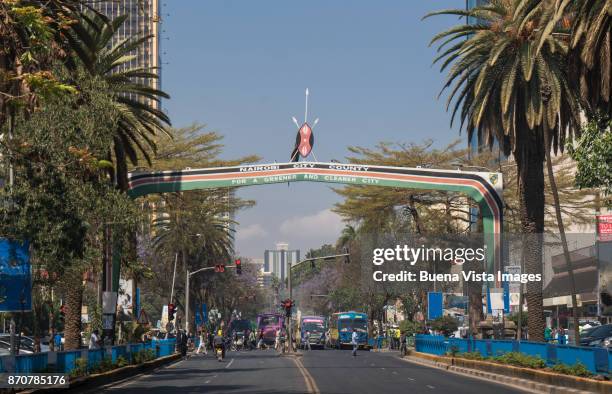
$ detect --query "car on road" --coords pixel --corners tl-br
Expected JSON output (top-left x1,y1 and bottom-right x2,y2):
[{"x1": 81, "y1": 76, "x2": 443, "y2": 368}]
[
  {"x1": 0, "y1": 335, "x2": 50, "y2": 353},
  {"x1": 579, "y1": 324, "x2": 612, "y2": 347}
]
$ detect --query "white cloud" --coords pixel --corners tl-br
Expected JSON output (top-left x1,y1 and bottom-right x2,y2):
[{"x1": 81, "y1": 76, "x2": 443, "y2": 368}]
[
  {"x1": 279, "y1": 209, "x2": 344, "y2": 239},
  {"x1": 236, "y1": 224, "x2": 268, "y2": 241}
]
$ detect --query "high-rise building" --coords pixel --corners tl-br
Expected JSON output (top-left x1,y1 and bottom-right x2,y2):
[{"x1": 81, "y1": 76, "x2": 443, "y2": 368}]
[
  {"x1": 90, "y1": 0, "x2": 162, "y2": 110},
  {"x1": 264, "y1": 243, "x2": 300, "y2": 283}
]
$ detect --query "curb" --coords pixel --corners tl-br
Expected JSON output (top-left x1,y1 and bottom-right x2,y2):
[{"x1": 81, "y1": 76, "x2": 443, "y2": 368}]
[
  {"x1": 402, "y1": 352, "x2": 610, "y2": 394},
  {"x1": 23, "y1": 353, "x2": 181, "y2": 393}
]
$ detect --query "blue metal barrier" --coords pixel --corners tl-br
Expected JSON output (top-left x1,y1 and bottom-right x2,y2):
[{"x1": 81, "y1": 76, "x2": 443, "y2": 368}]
[
  {"x1": 556, "y1": 345, "x2": 609, "y2": 374},
  {"x1": 473, "y1": 339, "x2": 490, "y2": 356},
  {"x1": 15, "y1": 352, "x2": 47, "y2": 373},
  {"x1": 56, "y1": 350, "x2": 81, "y2": 373},
  {"x1": 156, "y1": 339, "x2": 176, "y2": 357},
  {"x1": 415, "y1": 335, "x2": 447, "y2": 355},
  {"x1": 448, "y1": 338, "x2": 469, "y2": 353},
  {"x1": 518, "y1": 341, "x2": 548, "y2": 363},
  {"x1": 87, "y1": 348, "x2": 105, "y2": 371},
  {"x1": 111, "y1": 345, "x2": 128, "y2": 364},
  {"x1": 490, "y1": 340, "x2": 514, "y2": 357},
  {"x1": 129, "y1": 343, "x2": 144, "y2": 362},
  {"x1": 415, "y1": 335, "x2": 611, "y2": 375}
]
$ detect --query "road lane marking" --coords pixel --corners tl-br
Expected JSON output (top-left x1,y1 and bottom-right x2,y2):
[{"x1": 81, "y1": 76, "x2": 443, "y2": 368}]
[
  {"x1": 407, "y1": 377, "x2": 415, "y2": 381},
  {"x1": 205, "y1": 380, "x2": 211, "y2": 384},
  {"x1": 292, "y1": 357, "x2": 320, "y2": 394},
  {"x1": 225, "y1": 358, "x2": 235, "y2": 369},
  {"x1": 427, "y1": 385, "x2": 435, "y2": 389}
]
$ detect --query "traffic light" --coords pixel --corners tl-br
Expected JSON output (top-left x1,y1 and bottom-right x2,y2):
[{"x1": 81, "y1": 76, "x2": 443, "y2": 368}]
[
  {"x1": 235, "y1": 259, "x2": 242, "y2": 275},
  {"x1": 168, "y1": 303, "x2": 175, "y2": 321},
  {"x1": 343, "y1": 246, "x2": 350, "y2": 264},
  {"x1": 281, "y1": 298, "x2": 293, "y2": 317},
  {"x1": 214, "y1": 264, "x2": 225, "y2": 273}
]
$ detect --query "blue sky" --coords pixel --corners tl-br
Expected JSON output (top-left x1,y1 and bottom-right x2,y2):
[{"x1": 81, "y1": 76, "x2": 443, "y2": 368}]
[{"x1": 162, "y1": 0, "x2": 464, "y2": 258}]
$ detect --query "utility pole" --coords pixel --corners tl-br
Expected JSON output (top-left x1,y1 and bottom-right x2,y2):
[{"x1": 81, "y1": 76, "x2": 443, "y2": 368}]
[{"x1": 185, "y1": 264, "x2": 237, "y2": 334}]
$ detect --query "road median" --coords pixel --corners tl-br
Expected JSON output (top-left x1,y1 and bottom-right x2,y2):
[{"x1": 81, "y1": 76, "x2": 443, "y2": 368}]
[
  {"x1": 402, "y1": 351, "x2": 612, "y2": 394},
  {"x1": 22, "y1": 353, "x2": 181, "y2": 393}
]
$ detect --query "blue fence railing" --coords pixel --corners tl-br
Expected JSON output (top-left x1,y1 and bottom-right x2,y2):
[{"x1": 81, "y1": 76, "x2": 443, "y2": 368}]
[
  {"x1": 0, "y1": 339, "x2": 177, "y2": 375},
  {"x1": 15, "y1": 352, "x2": 47, "y2": 373},
  {"x1": 416, "y1": 335, "x2": 612, "y2": 375},
  {"x1": 86, "y1": 348, "x2": 105, "y2": 371},
  {"x1": 155, "y1": 339, "x2": 176, "y2": 358}
]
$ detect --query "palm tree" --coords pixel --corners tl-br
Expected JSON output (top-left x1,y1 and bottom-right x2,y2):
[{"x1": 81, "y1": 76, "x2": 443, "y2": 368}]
[
  {"x1": 67, "y1": 10, "x2": 171, "y2": 190},
  {"x1": 424, "y1": 0, "x2": 581, "y2": 341},
  {"x1": 566, "y1": 0, "x2": 610, "y2": 117}
]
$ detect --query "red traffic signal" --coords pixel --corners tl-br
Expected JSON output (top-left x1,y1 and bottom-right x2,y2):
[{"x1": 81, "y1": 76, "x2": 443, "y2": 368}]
[
  {"x1": 168, "y1": 303, "x2": 175, "y2": 321},
  {"x1": 235, "y1": 259, "x2": 242, "y2": 275},
  {"x1": 281, "y1": 299, "x2": 293, "y2": 317},
  {"x1": 214, "y1": 264, "x2": 225, "y2": 273}
]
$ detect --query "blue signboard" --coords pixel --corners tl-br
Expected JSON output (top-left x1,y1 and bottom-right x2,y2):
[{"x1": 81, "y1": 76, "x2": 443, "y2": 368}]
[
  {"x1": 195, "y1": 303, "x2": 208, "y2": 326},
  {"x1": 0, "y1": 239, "x2": 31, "y2": 312},
  {"x1": 427, "y1": 292, "x2": 443, "y2": 320}
]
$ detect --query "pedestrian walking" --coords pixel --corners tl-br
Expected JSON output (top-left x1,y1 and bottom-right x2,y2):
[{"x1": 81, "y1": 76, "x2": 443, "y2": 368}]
[
  {"x1": 274, "y1": 328, "x2": 281, "y2": 350},
  {"x1": 196, "y1": 330, "x2": 208, "y2": 355},
  {"x1": 304, "y1": 330, "x2": 312, "y2": 351},
  {"x1": 324, "y1": 329, "x2": 331, "y2": 349},
  {"x1": 54, "y1": 332, "x2": 63, "y2": 352},
  {"x1": 351, "y1": 328, "x2": 359, "y2": 357},
  {"x1": 89, "y1": 329, "x2": 101, "y2": 350},
  {"x1": 249, "y1": 330, "x2": 256, "y2": 350},
  {"x1": 257, "y1": 330, "x2": 264, "y2": 349}
]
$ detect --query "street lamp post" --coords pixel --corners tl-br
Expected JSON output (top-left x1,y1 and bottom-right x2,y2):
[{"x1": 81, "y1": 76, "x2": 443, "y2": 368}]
[
  {"x1": 185, "y1": 264, "x2": 237, "y2": 334},
  {"x1": 286, "y1": 252, "x2": 349, "y2": 353}
]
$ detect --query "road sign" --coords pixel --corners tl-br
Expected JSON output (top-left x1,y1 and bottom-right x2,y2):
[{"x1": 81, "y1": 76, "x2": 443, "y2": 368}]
[
  {"x1": 597, "y1": 215, "x2": 612, "y2": 242},
  {"x1": 137, "y1": 309, "x2": 150, "y2": 325},
  {"x1": 427, "y1": 292, "x2": 443, "y2": 320},
  {"x1": 0, "y1": 239, "x2": 31, "y2": 312}
]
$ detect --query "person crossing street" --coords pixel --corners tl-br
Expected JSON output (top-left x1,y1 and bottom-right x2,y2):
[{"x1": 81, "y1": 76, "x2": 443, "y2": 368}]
[
  {"x1": 351, "y1": 328, "x2": 358, "y2": 357},
  {"x1": 196, "y1": 329, "x2": 208, "y2": 355}
]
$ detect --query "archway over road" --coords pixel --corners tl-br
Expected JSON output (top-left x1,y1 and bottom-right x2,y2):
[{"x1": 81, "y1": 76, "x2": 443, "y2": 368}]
[{"x1": 127, "y1": 161, "x2": 503, "y2": 276}]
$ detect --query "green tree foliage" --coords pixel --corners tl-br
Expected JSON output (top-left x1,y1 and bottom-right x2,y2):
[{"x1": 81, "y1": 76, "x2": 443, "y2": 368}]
[
  {"x1": 568, "y1": 118, "x2": 612, "y2": 200},
  {"x1": 67, "y1": 10, "x2": 172, "y2": 190},
  {"x1": 0, "y1": 72, "x2": 141, "y2": 349},
  {"x1": 424, "y1": 0, "x2": 584, "y2": 341},
  {"x1": 0, "y1": 0, "x2": 82, "y2": 128},
  {"x1": 135, "y1": 125, "x2": 261, "y2": 329}
]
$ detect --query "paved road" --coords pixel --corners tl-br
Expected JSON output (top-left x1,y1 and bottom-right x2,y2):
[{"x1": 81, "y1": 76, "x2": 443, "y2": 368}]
[
  {"x1": 98, "y1": 350, "x2": 308, "y2": 393},
  {"x1": 96, "y1": 349, "x2": 526, "y2": 394},
  {"x1": 300, "y1": 349, "x2": 525, "y2": 394}
]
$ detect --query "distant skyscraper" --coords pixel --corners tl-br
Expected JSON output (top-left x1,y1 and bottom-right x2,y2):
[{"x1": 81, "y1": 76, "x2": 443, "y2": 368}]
[
  {"x1": 264, "y1": 243, "x2": 300, "y2": 283},
  {"x1": 90, "y1": 0, "x2": 162, "y2": 110}
]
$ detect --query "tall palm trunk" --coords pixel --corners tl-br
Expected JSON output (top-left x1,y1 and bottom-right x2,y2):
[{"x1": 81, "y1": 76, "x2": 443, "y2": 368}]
[
  {"x1": 466, "y1": 213, "x2": 484, "y2": 336},
  {"x1": 517, "y1": 143, "x2": 545, "y2": 342},
  {"x1": 63, "y1": 269, "x2": 84, "y2": 350},
  {"x1": 543, "y1": 127, "x2": 580, "y2": 344}
]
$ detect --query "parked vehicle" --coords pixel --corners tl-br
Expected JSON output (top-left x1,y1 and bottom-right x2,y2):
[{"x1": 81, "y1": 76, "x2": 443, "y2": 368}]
[{"x1": 579, "y1": 324, "x2": 612, "y2": 347}]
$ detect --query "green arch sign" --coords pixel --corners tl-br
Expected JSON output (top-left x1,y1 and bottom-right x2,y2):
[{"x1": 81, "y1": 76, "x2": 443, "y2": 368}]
[{"x1": 128, "y1": 161, "x2": 503, "y2": 276}]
